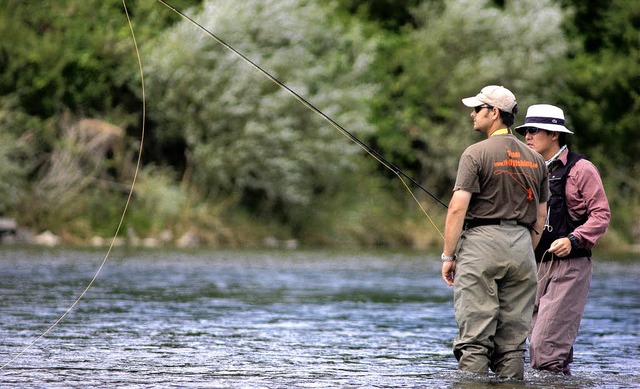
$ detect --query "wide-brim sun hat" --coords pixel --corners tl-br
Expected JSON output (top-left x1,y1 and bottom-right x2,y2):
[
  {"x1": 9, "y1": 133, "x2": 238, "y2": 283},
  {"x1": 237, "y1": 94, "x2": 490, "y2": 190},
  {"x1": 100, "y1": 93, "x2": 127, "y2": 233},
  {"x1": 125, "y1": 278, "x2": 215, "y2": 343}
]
[
  {"x1": 515, "y1": 104, "x2": 574, "y2": 135},
  {"x1": 461, "y1": 85, "x2": 517, "y2": 114}
]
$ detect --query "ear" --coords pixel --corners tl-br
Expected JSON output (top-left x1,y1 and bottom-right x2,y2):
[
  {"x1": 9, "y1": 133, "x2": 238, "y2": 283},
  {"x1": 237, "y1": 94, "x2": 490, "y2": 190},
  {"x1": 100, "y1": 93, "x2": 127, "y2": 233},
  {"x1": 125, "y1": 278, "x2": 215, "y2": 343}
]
[{"x1": 491, "y1": 107, "x2": 500, "y2": 120}]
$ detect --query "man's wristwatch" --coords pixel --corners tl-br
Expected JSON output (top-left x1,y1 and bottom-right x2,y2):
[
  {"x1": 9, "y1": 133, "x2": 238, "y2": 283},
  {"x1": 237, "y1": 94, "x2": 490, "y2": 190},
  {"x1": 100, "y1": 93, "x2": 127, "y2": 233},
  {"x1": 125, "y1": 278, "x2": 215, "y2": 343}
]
[
  {"x1": 441, "y1": 253, "x2": 456, "y2": 262},
  {"x1": 567, "y1": 234, "x2": 579, "y2": 249}
]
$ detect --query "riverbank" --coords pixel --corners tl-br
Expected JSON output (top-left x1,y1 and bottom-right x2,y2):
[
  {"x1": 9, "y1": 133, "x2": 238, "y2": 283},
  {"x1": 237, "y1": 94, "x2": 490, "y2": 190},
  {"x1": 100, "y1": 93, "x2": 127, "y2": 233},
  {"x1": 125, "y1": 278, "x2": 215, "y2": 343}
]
[
  {"x1": 2, "y1": 212, "x2": 637, "y2": 256},
  {"x1": 0, "y1": 216, "x2": 441, "y2": 251}
]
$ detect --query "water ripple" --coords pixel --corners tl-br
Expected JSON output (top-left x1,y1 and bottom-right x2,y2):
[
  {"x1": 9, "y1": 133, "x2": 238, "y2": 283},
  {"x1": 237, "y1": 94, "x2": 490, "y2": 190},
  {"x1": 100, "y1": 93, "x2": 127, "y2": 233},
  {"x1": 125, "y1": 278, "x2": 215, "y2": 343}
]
[{"x1": 0, "y1": 248, "x2": 638, "y2": 388}]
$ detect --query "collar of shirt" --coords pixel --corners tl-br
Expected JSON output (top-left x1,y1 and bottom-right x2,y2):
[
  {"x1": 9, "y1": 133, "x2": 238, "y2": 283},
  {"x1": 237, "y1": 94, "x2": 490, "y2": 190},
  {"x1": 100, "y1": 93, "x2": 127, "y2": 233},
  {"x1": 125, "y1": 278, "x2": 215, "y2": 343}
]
[
  {"x1": 546, "y1": 145, "x2": 568, "y2": 169},
  {"x1": 490, "y1": 128, "x2": 511, "y2": 137}
]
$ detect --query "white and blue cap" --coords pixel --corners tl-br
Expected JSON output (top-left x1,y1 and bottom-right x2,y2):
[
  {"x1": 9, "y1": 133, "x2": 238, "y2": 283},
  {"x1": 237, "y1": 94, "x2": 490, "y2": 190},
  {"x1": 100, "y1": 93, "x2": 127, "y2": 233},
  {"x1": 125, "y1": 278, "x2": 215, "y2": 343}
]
[{"x1": 515, "y1": 104, "x2": 574, "y2": 135}]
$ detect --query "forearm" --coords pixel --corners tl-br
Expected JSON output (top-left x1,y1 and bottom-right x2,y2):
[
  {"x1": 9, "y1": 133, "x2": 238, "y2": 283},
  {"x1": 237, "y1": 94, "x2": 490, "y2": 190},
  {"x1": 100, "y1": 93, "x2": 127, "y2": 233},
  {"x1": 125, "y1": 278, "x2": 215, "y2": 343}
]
[
  {"x1": 443, "y1": 212, "x2": 465, "y2": 256},
  {"x1": 441, "y1": 190, "x2": 470, "y2": 286},
  {"x1": 571, "y1": 212, "x2": 610, "y2": 248}
]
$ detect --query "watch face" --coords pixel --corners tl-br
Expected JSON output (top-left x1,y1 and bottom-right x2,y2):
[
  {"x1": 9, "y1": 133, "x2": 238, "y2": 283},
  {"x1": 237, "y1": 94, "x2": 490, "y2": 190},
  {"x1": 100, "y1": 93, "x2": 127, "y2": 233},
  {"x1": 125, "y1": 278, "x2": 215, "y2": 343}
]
[{"x1": 568, "y1": 235, "x2": 579, "y2": 248}]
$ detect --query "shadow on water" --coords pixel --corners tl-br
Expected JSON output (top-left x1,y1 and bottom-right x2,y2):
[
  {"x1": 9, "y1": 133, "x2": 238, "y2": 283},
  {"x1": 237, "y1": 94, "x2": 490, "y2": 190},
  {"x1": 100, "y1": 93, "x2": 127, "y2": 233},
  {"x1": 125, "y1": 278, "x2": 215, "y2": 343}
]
[{"x1": 0, "y1": 247, "x2": 638, "y2": 388}]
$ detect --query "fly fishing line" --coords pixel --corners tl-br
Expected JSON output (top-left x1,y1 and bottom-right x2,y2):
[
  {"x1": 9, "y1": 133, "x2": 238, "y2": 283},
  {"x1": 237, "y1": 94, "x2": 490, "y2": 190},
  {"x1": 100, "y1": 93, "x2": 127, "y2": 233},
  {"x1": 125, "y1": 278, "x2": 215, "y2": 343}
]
[{"x1": 0, "y1": 0, "x2": 146, "y2": 370}]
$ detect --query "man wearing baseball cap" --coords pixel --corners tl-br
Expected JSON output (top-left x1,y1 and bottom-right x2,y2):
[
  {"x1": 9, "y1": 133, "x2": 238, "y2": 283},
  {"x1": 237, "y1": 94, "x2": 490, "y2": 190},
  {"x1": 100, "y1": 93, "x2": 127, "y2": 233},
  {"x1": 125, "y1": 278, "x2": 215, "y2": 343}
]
[
  {"x1": 441, "y1": 86, "x2": 549, "y2": 379},
  {"x1": 516, "y1": 104, "x2": 611, "y2": 375}
]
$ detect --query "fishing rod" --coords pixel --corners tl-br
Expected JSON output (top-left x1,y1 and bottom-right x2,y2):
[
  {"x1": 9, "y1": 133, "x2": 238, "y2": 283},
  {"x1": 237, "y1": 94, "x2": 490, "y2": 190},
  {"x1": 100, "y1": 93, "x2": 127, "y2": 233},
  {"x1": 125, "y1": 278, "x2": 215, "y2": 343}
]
[{"x1": 156, "y1": 0, "x2": 448, "y2": 210}]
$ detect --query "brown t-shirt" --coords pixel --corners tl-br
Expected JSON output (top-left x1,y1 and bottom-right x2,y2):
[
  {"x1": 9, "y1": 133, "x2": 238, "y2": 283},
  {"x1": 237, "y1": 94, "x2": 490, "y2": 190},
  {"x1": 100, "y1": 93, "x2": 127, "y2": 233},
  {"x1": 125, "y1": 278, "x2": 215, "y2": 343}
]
[{"x1": 454, "y1": 134, "x2": 549, "y2": 226}]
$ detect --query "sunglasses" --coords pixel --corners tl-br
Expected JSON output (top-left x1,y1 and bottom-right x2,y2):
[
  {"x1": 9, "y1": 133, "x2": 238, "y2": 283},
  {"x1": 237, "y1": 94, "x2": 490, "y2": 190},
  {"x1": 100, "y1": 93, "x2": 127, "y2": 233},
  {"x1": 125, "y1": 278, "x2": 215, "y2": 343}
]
[
  {"x1": 522, "y1": 127, "x2": 542, "y2": 135},
  {"x1": 473, "y1": 105, "x2": 494, "y2": 113}
]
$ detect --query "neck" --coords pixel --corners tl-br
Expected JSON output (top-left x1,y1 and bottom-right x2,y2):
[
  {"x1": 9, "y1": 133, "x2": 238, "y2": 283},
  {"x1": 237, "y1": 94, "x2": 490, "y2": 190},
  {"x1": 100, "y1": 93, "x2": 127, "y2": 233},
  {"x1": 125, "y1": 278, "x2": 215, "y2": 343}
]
[{"x1": 542, "y1": 144, "x2": 562, "y2": 160}]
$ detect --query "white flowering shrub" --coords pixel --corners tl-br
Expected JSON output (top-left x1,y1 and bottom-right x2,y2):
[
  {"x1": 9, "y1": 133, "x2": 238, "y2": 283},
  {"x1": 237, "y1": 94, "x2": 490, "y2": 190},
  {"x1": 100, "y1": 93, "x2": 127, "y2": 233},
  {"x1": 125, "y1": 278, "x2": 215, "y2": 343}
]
[{"x1": 143, "y1": 0, "x2": 379, "y2": 214}]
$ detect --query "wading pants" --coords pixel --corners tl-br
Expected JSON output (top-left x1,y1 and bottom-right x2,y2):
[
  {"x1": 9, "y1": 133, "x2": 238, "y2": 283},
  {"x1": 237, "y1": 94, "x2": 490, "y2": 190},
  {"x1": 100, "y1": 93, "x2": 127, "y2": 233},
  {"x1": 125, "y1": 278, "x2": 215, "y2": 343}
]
[
  {"x1": 529, "y1": 256, "x2": 592, "y2": 375},
  {"x1": 453, "y1": 223, "x2": 537, "y2": 380}
]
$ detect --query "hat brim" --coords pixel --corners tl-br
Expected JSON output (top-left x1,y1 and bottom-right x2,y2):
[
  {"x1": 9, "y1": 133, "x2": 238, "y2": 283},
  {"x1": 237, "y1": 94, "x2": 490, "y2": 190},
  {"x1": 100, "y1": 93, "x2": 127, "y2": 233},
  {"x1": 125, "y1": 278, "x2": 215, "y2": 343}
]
[
  {"x1": 515, "y1": 123, "x2": 574, "y2": 136},
  {"x1": 461, "y1": 96, "x2": 484, "y2": 108}
]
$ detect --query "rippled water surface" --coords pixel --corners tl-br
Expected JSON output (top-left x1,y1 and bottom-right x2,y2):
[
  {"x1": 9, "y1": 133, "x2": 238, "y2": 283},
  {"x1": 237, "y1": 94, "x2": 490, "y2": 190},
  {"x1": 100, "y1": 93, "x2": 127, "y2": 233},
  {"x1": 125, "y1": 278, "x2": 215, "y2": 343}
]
[{"x1": 1, "y1": 248, "x2": 638, "y2": 388}]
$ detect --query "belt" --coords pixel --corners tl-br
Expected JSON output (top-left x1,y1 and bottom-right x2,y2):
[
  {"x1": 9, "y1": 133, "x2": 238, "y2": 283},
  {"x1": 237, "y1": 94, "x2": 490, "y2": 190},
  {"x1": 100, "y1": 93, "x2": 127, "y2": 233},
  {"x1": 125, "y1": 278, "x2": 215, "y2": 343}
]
[{"x1": 463, "y1": 218, "x2": 531, "y2": 230}]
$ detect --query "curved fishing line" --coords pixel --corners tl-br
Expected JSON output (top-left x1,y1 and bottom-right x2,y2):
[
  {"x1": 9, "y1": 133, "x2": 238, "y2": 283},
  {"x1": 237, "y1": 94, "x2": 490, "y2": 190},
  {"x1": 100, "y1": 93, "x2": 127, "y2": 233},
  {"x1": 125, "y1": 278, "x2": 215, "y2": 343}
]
[
  {"x1": 155, "y1": 0, "x2": 446, "y2": 238},
  {"x1": 537, "y1": 250, "x2": 555, "y2": 283},
  {"x1": 0, "y1": 0, "x2": 146, "y2": 370}
]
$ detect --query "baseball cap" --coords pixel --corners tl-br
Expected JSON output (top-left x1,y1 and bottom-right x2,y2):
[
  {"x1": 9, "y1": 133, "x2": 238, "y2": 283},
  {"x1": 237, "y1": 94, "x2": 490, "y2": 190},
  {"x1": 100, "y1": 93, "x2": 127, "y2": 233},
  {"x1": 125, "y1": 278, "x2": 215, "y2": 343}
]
[{"x1": 462, "y1": 85, "x2": 517, "y2": 114}]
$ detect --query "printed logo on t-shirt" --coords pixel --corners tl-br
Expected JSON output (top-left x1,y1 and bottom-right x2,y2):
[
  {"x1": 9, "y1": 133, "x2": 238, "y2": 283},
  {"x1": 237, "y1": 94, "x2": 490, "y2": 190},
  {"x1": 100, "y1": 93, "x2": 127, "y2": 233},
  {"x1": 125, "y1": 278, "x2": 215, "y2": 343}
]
[{"x1": 493, "y1": 149, "x2": 540, "y2": 201}]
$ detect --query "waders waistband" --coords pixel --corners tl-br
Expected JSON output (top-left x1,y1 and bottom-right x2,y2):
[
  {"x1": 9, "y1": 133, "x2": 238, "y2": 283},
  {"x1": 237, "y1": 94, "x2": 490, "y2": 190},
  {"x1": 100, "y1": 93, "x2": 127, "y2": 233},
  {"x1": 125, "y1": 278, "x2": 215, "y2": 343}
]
[{"x1": 464, "y1": 218, "x2": 531, "y2": 230}]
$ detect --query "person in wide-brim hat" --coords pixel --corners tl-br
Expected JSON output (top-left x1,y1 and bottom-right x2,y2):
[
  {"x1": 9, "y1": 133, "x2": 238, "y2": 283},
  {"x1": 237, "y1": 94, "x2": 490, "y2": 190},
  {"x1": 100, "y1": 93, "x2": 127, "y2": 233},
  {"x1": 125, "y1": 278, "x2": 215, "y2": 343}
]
[{"x1": 519, "y1": 103, "x2": 610, "y2": 377}]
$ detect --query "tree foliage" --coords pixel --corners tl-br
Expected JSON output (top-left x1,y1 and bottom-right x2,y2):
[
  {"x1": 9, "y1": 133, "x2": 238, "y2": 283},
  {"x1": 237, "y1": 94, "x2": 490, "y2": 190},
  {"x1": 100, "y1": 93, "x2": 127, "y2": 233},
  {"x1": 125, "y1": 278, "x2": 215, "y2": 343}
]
[
  {"x1": 142, "y1": 0, "x2": 380, "y2": 220},
  {"x1": 370, "y1": 0, "x2": 569, "y2": 199},
  {"x1": 0, "y1": 99, "x2": 34, "y2": 215},
  {"x1": 333, "y1": 0, "x2": 424, "y2": 31},
  {"x1": 0, "y1": 0, "x2": 637, "y2": 246},
  {"x1": 0, "y1": 0, "x2": 200, "y2": 229}
]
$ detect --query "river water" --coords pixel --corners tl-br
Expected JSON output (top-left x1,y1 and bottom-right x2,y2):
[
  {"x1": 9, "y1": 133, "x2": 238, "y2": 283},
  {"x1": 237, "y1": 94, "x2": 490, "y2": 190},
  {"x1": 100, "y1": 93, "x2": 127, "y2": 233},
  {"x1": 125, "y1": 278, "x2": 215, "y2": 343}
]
[{"x1": 0, "y1": 248, "x2": 638, "y2": 388}]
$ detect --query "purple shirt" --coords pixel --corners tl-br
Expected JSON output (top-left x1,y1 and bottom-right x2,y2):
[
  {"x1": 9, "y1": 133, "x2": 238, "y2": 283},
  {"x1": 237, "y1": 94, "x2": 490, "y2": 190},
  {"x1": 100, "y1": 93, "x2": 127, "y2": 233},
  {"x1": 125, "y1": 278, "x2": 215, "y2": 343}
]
[{"x1": 558, "y1": 149, "x2": 611, "y2": 249}]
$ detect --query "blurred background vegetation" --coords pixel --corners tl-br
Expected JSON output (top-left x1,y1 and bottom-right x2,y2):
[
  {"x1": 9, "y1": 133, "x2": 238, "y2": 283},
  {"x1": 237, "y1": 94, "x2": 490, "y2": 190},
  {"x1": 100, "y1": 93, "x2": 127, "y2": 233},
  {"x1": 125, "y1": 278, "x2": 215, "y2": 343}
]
[{"x1": 0, "y1": 0, "x2": 637, "y2": 251}]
